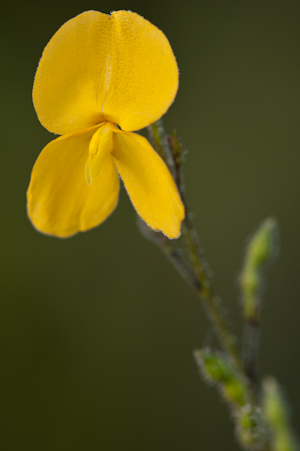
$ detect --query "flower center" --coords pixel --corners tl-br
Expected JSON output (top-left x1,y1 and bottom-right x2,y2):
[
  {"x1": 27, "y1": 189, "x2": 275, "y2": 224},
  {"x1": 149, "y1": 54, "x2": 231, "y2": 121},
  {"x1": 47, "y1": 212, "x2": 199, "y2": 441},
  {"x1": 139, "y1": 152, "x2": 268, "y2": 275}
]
[{"x1": 106, "y1": 122, "x2": 122, "y2": 133}]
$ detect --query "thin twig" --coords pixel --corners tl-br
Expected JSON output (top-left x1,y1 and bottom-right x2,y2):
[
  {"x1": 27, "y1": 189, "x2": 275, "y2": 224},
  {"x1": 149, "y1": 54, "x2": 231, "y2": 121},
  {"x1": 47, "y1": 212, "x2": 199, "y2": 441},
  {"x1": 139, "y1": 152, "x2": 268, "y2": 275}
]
[
  {"x1": 148, "y1": 122, "x2": 243, "y2": 373},
  {"x1": 137, "y1": 218, "x2": 200, "y2": 291},
  {"x1": 243, "y1": 317, "x2": 260, "y2": 388}
]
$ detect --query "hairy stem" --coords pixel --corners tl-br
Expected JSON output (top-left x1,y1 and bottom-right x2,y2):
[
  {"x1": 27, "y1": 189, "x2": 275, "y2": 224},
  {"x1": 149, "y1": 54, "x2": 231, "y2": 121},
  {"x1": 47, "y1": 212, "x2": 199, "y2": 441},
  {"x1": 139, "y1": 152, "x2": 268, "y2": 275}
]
[
  {"x1": 243, "y1": 317, "x2": 260, "y2": 388},
  {"x1": 148, "y1": 121, "x2": 243, "y2": 373},
  {"x1": 183, "y1": 213, "x2": 243, "y2": 372}
]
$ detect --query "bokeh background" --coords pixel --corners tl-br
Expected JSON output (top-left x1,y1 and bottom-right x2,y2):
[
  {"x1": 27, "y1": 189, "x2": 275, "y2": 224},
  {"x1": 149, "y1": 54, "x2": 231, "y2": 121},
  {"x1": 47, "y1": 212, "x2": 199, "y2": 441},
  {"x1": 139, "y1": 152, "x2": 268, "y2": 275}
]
[{"x1": 1, "y1": 0, "x2": 300, "y2": 449}]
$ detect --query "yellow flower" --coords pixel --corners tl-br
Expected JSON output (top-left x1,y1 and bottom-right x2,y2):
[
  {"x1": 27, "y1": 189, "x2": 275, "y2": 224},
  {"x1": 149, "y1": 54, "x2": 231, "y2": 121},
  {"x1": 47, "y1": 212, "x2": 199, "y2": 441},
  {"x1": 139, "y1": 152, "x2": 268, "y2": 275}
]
[{"x1": 27, "y1": 11, "x2": 185, "y2": 238}]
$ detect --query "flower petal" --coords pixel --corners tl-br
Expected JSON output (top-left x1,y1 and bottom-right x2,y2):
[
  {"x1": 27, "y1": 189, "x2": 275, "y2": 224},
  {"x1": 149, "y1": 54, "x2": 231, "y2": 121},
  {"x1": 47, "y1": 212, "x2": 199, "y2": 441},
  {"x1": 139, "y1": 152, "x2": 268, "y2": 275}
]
[
  {"x1": 85, "y1": 123, "x2": 113, "y2": 185},
  {"x1": 33, "y1": 11, "x2": 178, "y2": 135},
  {"x1": 33, "y1": 11, "x2": 111, "y2": 135},
  {"x1": 102, "y1": 11, "x2": 179, "y2": 131},
  {"x1": 27, "y1": 128, "x2": 120, "y2": 237},
  {"x1": 112, "y1": 132, "x2": 184, "y2": 238}
]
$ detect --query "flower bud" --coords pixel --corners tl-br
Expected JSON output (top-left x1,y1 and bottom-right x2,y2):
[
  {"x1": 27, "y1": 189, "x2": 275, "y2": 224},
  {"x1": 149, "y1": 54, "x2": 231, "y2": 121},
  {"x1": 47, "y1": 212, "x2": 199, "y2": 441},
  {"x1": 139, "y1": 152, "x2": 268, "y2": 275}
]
[
  {"x1": 240, "y1": 218, "x2": 278, "y2": 321},
  {"x1": 263, "y1": 377, "x2": 299, "y2": 451},
  {"x1": 194, "y1": 349, "x2": 248, "y2": 407}
]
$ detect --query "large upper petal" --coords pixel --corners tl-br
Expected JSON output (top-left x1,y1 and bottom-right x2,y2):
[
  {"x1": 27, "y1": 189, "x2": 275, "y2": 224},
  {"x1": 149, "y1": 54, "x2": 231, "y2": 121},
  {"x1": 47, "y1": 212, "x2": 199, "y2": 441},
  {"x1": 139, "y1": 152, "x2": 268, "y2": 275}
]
[
  {"x1": 33, "y1": 11, "x2": 178, "y2": 135},
  {"x1": 101, "y1": 11, "x2": 179, "y2": 132},
  {"x1": 112, "y1": 132, "x2": 184, "y2": 239},
  {"x1": 27, "y1": 127, "x2": 119, "y2": 237},
  {"x1": 33, "y1": 12, "x2": 111, "y2": 135}
]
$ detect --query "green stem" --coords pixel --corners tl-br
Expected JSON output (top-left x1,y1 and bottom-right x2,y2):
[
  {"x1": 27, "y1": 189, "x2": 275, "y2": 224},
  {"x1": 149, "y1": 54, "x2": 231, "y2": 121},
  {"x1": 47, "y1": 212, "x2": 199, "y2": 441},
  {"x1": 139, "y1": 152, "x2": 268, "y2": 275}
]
[
  {"x1": 137, "y1": 218, "x2": 200, "y2": 290},
  {"x1": 148, "y1": 121, "x2": 243, "y2": 373},
  {"x1": 144, "y1": 121, "x2": 288, "y2": 451},
  {"x1": 243, "y1": 317, "x2": 260, "y2": 388},
  {"x1": 183, "y1": 210, "x2": 243, "y2": 373}
]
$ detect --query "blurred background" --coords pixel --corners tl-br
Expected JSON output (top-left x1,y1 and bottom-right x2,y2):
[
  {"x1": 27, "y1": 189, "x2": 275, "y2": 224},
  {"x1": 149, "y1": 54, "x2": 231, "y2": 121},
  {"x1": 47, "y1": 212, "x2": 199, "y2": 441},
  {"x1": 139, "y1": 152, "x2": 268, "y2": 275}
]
[{"x1": 1, "y1": 0, "x2": 300, "y2": 449}]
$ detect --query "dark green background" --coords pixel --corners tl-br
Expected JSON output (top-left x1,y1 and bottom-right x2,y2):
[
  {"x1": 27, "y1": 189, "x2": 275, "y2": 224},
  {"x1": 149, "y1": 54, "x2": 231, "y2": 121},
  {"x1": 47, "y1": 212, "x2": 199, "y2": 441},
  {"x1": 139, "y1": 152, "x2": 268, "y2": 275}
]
[{"x1": 1, "y1": 0, "x2": 300, "y2": 449}]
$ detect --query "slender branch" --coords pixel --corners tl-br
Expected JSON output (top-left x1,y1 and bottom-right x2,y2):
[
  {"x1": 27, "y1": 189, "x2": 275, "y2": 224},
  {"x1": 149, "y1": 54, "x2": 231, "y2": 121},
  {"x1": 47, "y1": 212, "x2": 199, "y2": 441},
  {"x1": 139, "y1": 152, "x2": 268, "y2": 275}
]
[
  {"x1": 240, "y1": 218, "x2": 278, "y2": 389},
  {"x1": 148, "y1": 122, "x2": 243, "y2": 373},
  {"x1": 183, "y1": 210, "x2": 243, "y2": 373},
  {"x1": 143, "y1": 121, "x2": 300, "y2": 451},
  {"x1": 137, "y1": 219, "x2": 200, "y2": 291},
  {"x1": 243, "y1": 316, "x2": 260, "y2": 388}
]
